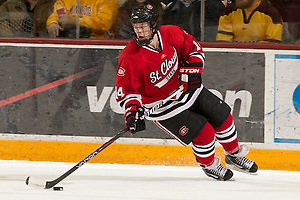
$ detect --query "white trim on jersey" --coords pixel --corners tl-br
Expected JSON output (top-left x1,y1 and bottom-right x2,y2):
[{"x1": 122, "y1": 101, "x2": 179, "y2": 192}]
[
  {"x1": 153, "y1": 120, "x2": 188, "y2": 146},
  {"x1": 188, "y1": 52, "x2": 206, "y2": 65},
  {"x1": 144, "y1": 85, "x2": 203, "y2": 121},
  {"x1": 141, "y1": 31, "x2": 164, "y2": 53},
  {"x1": 118, "y1": 94, "x2": 142, "y2": 109}
]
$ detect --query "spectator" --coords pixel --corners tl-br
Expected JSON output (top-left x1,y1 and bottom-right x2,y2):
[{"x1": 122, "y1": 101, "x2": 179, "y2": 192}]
[
  {"x1": 270, "y1": 0, "x2": 300, "y2": 43},
  {"x1": 47, "y1": 1, "x2": 119, "y2": 132},
  {"x1": 46, "y1": 0, "x2": 119, "y2": 38},
  {"x1": 0, "y1": 0, "x2": 7, "y2": 6},
  {"x1": 162, "y1": 0, "x2": 225, "y2": 41},
  {"x1": 0, "y1": 0, "x2": 55, "y2": 37},
  {"x1": 111, "y1": 0, "x2": 164, "y2": 39},
  {"x1": 216, "y1": 0, "x2": 283, "y2": 43},
  {"x1": 221, "y1": 0, "x2": 228, "y2": 7}
]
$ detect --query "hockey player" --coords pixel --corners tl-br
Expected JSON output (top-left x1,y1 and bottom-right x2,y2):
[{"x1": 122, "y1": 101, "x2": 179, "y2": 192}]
[{"x1": 115, "y1": 4, "x2": 258, "y2": 181}]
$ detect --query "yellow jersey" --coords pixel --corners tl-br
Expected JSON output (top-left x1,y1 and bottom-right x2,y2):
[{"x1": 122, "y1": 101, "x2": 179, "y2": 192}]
[
  {"x1": 216, "y1": 0, "x2": 282, "y2": 43},
  {"x1": 47, "y1": 0, "x2": 119, "y2": 38}
]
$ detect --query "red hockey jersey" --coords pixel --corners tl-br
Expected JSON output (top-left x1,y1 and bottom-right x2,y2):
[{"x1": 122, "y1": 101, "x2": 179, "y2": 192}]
[{"x1": 116, "y1": 25, "x2": 205, "y2": 120}]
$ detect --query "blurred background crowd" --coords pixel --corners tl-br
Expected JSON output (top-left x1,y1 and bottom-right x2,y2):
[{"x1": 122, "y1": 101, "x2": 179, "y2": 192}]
[{"x1": 0, "y1": 0, "x2": 299, "y2": 44}]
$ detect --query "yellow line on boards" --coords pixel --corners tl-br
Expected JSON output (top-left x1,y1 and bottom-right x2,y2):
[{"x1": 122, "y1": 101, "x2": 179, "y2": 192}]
[{"x1": 1, "y1": 140, "x2": 299, "y2": 171}]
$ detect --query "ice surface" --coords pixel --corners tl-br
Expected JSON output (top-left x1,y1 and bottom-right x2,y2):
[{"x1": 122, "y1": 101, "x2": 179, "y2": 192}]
[{"x1": 0, "y1": 160, "x2": 299, "y2": 200}]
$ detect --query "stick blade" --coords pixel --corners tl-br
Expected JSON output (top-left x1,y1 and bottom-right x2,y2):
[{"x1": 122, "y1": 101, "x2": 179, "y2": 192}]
[
  {"x1": 45, "y1": 180, "x2": 57, "y2": 189},
  {"x1": 25, "y1": 176, "x2": 47, "y2": 189}
]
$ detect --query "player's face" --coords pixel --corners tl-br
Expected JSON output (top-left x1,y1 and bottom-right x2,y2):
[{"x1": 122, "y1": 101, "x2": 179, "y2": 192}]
[
  {"x1": 235, "y1": 0, "x2": 254, "y2": 9},
  {"x1": 133, "y1": 22, "x2": 152, "y2": 41}
]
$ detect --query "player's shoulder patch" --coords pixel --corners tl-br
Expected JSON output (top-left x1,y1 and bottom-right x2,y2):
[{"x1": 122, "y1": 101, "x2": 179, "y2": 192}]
[{"x1": 117, "y1": 67, "x2": 126, "y2": 77}]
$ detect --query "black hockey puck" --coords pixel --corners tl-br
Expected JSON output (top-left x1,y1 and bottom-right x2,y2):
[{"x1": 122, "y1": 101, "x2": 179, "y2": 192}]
[
  {"x1": 25, "y1": 176, "x2": 30, "y2": 185},
  {"x1": 53, "y1": 186, "x2": 63, "y2": 191}
]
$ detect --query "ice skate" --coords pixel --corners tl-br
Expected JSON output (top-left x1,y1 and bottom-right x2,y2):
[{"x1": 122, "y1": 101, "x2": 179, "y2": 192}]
[
  {"x1": 199, "y1": 157, "x2": 233, "y2": 181},
  {"x1": 225, "y1": 144, "x2": 258, "y2": 175}
]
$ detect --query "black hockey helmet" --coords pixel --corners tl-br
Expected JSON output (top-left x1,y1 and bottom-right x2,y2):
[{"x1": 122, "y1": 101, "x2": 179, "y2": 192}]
[
  {"x1": 130, "y1": 4, "x2": 158, "y2": 46},
  {"x1": 130, "y1": 4, "x2": 158, "y2": 28}
]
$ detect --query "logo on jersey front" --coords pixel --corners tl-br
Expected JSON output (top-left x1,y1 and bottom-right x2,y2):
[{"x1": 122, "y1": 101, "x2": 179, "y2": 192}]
[
  {"x1": 147, "y1": 4, "x2": 153, "y2": 9},
  {"x1": 179, "y1": 125, "x2": 189, "y2": 136},
  {"x1": 70, "y1": 5, "x2": 92, "y2": 16},
  {"x1": 149, "y1": 48, "x2": 178, "y2": 88},
  {"x1": 117, "y1": 67, "x2": 126, "y2": 76}
]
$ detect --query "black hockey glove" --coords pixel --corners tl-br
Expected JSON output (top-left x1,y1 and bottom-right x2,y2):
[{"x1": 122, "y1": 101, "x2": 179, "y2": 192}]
[
  {"x1": 124, "y1": 104, "x2": 146, "y2": 134},
  {"x1": 179, "y1": 62, "x2": 202, "y2": 93}
]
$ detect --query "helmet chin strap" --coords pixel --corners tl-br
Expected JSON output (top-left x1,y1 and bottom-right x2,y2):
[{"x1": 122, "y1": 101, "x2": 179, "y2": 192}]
[{"x1": 136, "y1": 28, "x2": 157, "y2": 46}]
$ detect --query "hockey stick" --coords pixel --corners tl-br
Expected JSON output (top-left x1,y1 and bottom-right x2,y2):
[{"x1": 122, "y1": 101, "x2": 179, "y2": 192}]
[
  {"x1": 145, "y1": 85, "x2": 184, "y2": 117},
  {"x1": 25, "y1": 127, "x2": 129, "y2": 189},
  {"x1": 25, "y1": 85, "x2": 183, "y2": 189}
]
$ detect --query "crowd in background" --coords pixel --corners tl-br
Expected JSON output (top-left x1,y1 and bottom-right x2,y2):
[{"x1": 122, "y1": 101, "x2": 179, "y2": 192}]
[{"x1": 0, "y1": 0, "x2": 299, "y2": 44}]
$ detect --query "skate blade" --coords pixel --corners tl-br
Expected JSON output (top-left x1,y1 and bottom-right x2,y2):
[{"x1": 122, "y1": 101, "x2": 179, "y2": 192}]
[{"x1": 226, "y1": 164, "x2": 258, "y2": 175}]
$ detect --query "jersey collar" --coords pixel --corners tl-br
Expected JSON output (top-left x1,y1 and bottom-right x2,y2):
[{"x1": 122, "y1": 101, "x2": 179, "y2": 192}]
[{"x1": 142, "y1": 30, "x2": 163, "y2": 53}]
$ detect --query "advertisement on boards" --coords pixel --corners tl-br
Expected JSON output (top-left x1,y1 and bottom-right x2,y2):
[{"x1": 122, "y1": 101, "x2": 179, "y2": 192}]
[
  {"x1": 0, "y1": 47, "x2": 264, "y2": 143},
  {"x1": 274, "y1": 54, "x2": 300, "y2": 143}
]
